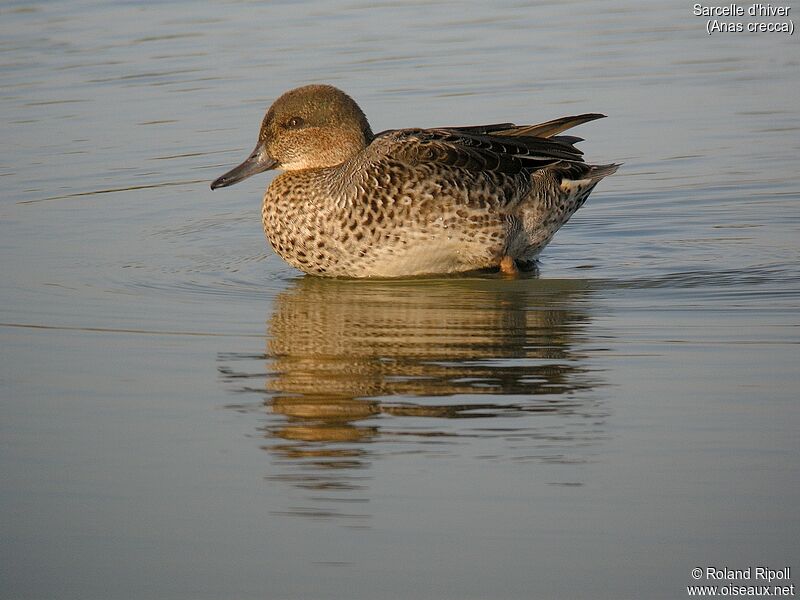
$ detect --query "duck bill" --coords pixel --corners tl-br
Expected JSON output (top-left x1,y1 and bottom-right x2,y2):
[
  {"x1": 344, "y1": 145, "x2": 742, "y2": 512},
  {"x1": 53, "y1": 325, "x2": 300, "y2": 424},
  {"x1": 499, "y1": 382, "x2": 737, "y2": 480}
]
[{"x1": 210, "y1": 145, "x2": 278, "y2": 190}]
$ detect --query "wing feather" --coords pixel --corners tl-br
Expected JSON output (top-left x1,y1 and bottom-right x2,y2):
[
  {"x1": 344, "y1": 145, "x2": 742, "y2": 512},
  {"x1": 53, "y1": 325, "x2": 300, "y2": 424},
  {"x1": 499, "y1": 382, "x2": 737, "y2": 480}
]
[
  {"x1": 492, "y1": 114, "x2": 606, "y2": 138},
  {"x1": 371, "y1": 114, "x2": 605, "y2": 176}
]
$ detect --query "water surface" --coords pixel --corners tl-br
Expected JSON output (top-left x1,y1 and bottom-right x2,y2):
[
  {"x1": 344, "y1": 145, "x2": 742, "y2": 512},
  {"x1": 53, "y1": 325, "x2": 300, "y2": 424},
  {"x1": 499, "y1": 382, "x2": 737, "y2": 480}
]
[{"x1": 1, "y1": 1, "x2": 798, "y2": 599}]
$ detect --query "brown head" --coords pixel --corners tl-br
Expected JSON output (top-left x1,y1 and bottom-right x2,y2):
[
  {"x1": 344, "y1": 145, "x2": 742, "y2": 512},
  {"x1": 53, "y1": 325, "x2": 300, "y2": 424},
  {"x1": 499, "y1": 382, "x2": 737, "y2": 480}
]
[{"x1": 211, "y1": 84, "x2": 373, "y2": 189}]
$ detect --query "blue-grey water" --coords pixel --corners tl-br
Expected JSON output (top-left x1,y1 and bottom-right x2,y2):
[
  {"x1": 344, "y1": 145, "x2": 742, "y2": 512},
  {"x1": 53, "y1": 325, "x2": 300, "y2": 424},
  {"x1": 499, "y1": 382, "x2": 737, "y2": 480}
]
[{"x1": 1, "y1": 1, "x2": 798, "y2": 599}]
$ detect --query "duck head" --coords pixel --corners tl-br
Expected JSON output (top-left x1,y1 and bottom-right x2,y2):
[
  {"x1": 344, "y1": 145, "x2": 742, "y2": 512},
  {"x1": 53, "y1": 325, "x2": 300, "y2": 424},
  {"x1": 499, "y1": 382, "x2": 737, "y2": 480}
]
[{"x1": 211, "y1": 84, "x2": 374, "y2": 189}]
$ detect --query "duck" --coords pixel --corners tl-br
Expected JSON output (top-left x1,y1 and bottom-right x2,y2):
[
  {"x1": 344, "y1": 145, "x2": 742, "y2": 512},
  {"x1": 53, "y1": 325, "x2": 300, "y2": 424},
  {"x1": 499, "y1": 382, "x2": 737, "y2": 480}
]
[{"x1": 211, "y1": 84, "x2": 618, "y2": 278}]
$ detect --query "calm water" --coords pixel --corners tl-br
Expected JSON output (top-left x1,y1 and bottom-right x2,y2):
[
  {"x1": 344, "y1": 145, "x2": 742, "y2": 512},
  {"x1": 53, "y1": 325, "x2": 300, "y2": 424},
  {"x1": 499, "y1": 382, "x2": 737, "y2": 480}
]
[{"x1": 2, "y1": 1, "x2": 799, "y2": 598}]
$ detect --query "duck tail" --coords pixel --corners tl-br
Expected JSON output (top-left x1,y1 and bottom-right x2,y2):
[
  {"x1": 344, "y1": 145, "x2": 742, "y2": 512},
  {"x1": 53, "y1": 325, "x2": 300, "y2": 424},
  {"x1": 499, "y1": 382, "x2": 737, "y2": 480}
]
[{"x1": 587, "y1": 163, "x2": 621, "y2": 181}]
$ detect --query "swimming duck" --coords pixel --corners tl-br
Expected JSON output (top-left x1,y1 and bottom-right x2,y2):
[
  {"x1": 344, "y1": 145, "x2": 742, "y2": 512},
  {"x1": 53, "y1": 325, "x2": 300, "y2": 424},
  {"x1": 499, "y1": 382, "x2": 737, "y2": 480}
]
[{"x1": 211, "y1": 84, "x2": 617, "y2": 277}]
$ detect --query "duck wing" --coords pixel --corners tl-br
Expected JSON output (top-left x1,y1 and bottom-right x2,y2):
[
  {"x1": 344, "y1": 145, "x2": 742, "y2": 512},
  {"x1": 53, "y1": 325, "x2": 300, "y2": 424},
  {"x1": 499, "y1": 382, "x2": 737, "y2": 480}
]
[
  {"x1": 488, "y1": 113, "x2": 605, "y2": 138},
  {"x1": 372, "y1": 114, "x2": 605, "y2": 176},
  {"x1": 441, "y1": 113, "x2": 604, "y2": 138}
]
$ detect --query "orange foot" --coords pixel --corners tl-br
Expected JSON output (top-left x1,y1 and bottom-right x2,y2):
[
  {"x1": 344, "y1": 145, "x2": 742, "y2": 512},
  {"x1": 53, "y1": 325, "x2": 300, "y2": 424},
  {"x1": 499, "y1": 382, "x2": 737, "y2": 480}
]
[{"x1": 499, "y1": 256, "x2": 519, "y2": 276}]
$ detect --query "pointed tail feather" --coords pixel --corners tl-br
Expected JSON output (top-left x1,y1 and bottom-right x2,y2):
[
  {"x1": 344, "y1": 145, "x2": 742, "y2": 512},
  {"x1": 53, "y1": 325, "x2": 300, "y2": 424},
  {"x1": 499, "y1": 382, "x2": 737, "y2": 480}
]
[{"x1": 587, "y1": 163, "x2": 621, "y2": 180}]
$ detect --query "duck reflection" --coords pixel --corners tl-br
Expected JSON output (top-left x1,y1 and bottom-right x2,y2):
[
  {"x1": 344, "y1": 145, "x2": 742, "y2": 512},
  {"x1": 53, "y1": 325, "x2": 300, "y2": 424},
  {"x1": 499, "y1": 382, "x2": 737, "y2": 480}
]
[
  {"x1": 220, "y1": 276, "x2": 605, "y2": 521},
  {"x1": 266, "y1": 275, "x2": 596, "y2": 398}
]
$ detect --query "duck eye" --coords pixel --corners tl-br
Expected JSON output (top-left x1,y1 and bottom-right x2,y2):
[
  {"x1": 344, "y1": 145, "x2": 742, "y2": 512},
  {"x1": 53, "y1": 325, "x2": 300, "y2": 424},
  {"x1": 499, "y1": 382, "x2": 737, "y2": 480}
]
[{"x1": 285, "y1": 116, "x2": 305, "y2": 129}]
